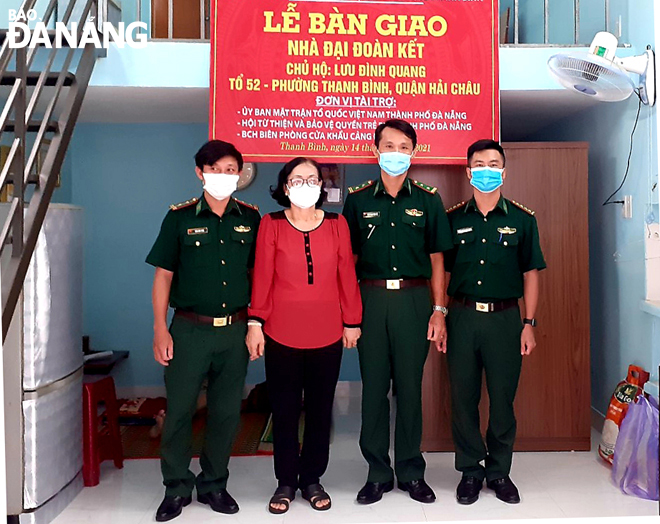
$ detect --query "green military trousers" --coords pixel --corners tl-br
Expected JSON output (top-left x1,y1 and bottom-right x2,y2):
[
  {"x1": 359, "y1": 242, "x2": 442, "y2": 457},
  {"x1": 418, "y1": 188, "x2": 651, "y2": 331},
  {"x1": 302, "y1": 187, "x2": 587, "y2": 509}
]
[
  {"x1": 161, "y1": 315, "x2": 249, "y2": 497},
  {"x1": 358, "y1": 284, "x2": 432, "y2": 483},
  {"x1": 446, "y1": 304, "x2": 523, "y2": 482}
]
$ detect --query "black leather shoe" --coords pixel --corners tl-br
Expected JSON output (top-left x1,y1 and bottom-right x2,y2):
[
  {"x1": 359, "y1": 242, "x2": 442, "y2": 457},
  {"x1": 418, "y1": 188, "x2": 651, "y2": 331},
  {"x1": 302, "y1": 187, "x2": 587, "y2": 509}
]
[
  {"x1": 456, "y1": 476, "x2": 483, "y2": 505},
  {"x1": 155, "y1": 495, "x2": 192, "y2": 522},
  {"x1": 356, "y1": 480, "x2": 394, "y2": 504},
  {"x1": 397, "y1": 479, "x2": 436, "y2": 503},
  {"x1": 197, "y1": 489, "x2": 240, "y2": 514},
  {"x1": 486, "y1": 477, "x2": 520, "y2": 504}
]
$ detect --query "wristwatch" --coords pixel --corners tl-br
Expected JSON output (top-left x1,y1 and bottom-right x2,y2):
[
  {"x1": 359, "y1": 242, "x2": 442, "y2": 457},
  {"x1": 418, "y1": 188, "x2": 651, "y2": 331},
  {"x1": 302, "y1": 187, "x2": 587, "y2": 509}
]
[
  {"x1": 523, "y1": 318, "x2": 537, "y2": 327},
  {"x1": 433, "y1": 305, "x2": 449, "y2": 316}
]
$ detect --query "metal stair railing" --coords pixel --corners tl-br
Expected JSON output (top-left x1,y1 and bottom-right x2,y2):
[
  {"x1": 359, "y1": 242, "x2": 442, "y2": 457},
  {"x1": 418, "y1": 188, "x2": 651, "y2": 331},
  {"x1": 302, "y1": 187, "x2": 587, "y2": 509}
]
[{"x1": 0, "y1": 0, "x2": 101, "y2": 341}]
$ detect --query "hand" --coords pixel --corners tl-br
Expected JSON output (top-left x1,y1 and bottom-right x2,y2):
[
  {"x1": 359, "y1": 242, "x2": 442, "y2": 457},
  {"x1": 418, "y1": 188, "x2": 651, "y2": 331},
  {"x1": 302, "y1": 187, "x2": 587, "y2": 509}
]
[
  {"x1": 521, "y1": 324, "x2": 536, "y2": 355},
  {"x1": 343, "y1": 327, "x2": 361, "y2": 348},
  {"x1": 246, "y1": 324, "x2": 265, "y2": 361},
  {"x1": 427, "y1": 311, "x2": 447, "y2": 353},
  {"x1": 153, "y1": 326, "x2": 173, "y2": 366}
]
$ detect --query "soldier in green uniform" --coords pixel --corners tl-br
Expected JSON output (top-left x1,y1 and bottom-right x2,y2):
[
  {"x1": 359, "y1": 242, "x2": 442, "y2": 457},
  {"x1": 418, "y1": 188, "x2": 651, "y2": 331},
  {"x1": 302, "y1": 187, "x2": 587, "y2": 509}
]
[
  {"x1": 146, "y1": 140, "x2": 261, "y2": 522},
  {"x1": 444, "y1": 139, "x2": 546, "y2": 506},
  {"x1": 342, "y1": 119, "x2": 454, "y2": 505}
]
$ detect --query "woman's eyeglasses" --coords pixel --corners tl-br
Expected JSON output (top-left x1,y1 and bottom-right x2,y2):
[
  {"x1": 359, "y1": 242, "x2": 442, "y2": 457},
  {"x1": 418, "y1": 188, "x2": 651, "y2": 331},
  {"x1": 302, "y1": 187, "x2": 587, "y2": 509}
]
[{"x1": 288, "y1": 177, "x2": 322, "y2": 188}]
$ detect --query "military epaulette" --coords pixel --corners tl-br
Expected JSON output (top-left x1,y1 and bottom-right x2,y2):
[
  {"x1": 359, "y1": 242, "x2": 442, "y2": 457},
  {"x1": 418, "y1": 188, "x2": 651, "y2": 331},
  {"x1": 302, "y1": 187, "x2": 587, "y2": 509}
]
[
  {"x1": 446, "y1": 201, "x2": 467, "y2": 213},
  {"x1": 348, "y1": 180, "x2": 374, "y2": 194},
  {"x1": 169, "y1": 197, "x2": 198, "y2": 211},
  {"x1": 234, "y1": 198, "x2": 259, "y2": 211},
  {"x1": 412, "y1": 179, "x2": 438, "y2": 194},
  {"x1": 510, "y1": 199, "x2": 535, "y2": 216}
]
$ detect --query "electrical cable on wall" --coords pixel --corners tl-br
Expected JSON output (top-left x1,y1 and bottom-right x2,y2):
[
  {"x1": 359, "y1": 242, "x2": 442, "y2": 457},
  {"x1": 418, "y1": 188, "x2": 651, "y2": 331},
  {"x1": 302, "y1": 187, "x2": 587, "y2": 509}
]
[{"x1": 603, "y1": 90, "x2": 643, "y2": 206}]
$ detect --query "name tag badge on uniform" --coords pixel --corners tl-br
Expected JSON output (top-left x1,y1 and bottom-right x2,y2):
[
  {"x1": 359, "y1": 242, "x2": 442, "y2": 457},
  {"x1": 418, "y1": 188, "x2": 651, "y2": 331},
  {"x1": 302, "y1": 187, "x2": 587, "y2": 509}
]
[
  {"x1": 405, "y1": 209, "x2": 424, "y2": 217},
  {"x1": 457, "y1": 227, "x2": 473, "y2": 234},
  {"x1": 234, "y1": 225, "x2": 252, "y2": 233},
  {"x1": 187, "y1": 227, "x2": 208, "y2": 236},
  {"x1": 497, "y1": 227, "x2": 517, "y2": 234},
  {"x1": 362, "y1": 211, "x2": 380, "y2": 219}
]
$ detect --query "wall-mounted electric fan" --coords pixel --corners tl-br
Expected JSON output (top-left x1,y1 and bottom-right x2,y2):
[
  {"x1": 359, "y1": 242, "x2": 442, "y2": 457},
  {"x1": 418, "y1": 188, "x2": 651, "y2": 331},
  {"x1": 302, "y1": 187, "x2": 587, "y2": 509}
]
[{"x1": 548, "y1": 32, "x2": 655, "y2": 106}]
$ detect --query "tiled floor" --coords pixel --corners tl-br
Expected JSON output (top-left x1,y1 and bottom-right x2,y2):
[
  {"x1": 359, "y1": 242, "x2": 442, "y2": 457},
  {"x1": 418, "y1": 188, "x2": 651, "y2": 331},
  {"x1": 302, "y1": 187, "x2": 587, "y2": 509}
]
[{"x1": 53, "y1": 394, "x2": 658, "y2": 524}]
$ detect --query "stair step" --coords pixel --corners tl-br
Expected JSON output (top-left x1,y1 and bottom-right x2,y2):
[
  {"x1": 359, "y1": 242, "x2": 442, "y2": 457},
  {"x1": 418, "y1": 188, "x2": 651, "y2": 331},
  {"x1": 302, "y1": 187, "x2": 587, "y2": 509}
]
[
  {"x1": 3, "y1": 175, "x2": 40, "y2": 186},
  {"x1": 1, "y1": 72, "x2": 75, "y2": 87},
  {"x1": 2, "y1": 121, "x2": 59, "y2": 133}
]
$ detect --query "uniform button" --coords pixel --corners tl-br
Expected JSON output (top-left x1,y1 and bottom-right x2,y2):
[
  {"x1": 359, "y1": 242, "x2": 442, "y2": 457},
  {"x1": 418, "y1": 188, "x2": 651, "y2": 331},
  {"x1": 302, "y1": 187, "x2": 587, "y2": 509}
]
[
  {"x1": 503, "y1": 241, "x2": 508, "y2": 246},
  {"x1": 195, "y1": 241, "x2": 200, "y2": 246},
  {"x1": 482, "y1": 238, "x2": 487, "y2": 243},
  {"x1": 461, "y1": 240, "x2": 466, "y2": 244},
  {"x1": 221, "y1": 260, "x2": 226, "y2": 265},
  {"x1": 484, "y1": 217, "x2": 488, "y2": 222},
  {"x1": 412, "y1": 222, "x2": 417, "y2": 226},
  {"x1": 223, "y1": 281, "x2": 227, "y2": 286},
  {"x1": 241, "y1": 239, "x2": 245, "y2": 244},
  {"x1": 391, "y1": 201, "x2": 395, "y2": 205},
  {"x1": 308, "y1": 272, "x2": 312, "y2": 275},
  {"x1": 480, "y1": 260, "x2": 485, "y2": 265},
  {"x1": 222, "y1": 303, "x2": 226, "y2": 308},
  {"x1": 393, "y1": 267, "x2": 398, "y2": 271},
  {"x1": 220, "y1": 240, "x2": 224, "y2": 244},
  {"x1": 391, "y1": 222, "x2": 395, "y2": 227},
  {"x1": 368, "y1": 224, "x2": 374, "y2": 228},
  {"x1": 477, "y1": 280, "x2": 482, "y2": 285},
  {"x1": 391, "y1": 245, "x2": 396, "y2": 250}
]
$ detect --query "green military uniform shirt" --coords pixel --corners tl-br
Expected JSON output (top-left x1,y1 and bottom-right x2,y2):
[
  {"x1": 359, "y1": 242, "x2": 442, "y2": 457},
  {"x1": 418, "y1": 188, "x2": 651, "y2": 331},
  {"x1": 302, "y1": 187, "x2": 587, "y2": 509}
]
[
  {"x1": 342, "y1": 177, "x2": 454, "y2": 280},
  {"x1": 146, "y1": 195, "x2": 261, "y2": 317},
  {"x1": 445, "y1": 196, "x2": 546, "y2": 301}
]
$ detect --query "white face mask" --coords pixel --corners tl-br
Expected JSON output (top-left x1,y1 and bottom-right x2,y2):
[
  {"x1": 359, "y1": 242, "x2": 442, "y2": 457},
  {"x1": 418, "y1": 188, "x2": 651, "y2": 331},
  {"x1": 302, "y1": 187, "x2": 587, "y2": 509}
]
[
  {"x1": 203, "y1": 173, "x2": 239, "y2": 200},
  {"x1": 288, "y1": 185, "x2": 321, "y2": 209}
]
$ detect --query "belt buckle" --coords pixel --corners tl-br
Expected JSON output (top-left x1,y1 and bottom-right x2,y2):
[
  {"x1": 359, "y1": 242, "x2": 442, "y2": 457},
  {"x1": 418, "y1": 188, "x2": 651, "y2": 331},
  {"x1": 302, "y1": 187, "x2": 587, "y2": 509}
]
[
  {"x1": 386, "y1": 279, "x2": 401, "y2": 290},
  {"x1": 475, "y1": 302, "x2": 491, "y2": 313},
  {"x1": 213, "y1": 316, "x2": 228, "y2": 327}
]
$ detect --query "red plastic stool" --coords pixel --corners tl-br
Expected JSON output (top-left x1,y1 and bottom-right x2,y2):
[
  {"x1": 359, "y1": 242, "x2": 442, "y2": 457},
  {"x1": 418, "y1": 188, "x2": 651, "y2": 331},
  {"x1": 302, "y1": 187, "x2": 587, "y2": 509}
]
[{"x1": 83, "y1": 376, "x2": 124, "y2": 486}]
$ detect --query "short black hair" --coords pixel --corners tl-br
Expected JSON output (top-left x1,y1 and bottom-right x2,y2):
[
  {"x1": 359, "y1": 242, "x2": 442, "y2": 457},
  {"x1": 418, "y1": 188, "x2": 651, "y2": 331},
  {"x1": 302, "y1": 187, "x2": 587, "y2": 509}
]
[
  {"x1": 374, "y1": 119, "x2": 417, "y2": 149},
  {"x1": 194, "y1": 140, "x2": 244, "y2": 171},
  {"x1": 467, "y1": 139, "x2": 506, "y2": 167},
  {"x1": 270, "y1": 157, "x2": 326, "y2": 209}
]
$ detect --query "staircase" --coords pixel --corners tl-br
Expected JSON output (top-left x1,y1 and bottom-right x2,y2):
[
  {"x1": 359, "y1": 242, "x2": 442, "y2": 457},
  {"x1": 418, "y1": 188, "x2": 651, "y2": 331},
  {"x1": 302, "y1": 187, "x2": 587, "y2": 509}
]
[{"x1": 0, "y1": 0, "x2": 102, "y2": 341}]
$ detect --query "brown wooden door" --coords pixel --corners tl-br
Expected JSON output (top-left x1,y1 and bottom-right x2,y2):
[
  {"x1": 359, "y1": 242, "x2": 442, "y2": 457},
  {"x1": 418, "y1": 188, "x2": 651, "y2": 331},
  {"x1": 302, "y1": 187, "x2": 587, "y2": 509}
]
[
  {"x1": 151, "y1": 0, "x2": 203, "y2": 39},
  {"x1": 414, "y1": 142, "x2": 591, "y2": 452}
]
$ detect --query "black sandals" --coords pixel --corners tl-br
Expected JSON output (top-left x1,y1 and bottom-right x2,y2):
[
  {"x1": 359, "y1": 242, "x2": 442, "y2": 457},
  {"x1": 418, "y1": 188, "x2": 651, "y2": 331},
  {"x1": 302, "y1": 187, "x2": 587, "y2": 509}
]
[
  {"x1": 301, "y1": 483, "x2": 331, "y2": 511},
  {"x1": 268, "y1": 486, "x2": 296, "y2": 514}
]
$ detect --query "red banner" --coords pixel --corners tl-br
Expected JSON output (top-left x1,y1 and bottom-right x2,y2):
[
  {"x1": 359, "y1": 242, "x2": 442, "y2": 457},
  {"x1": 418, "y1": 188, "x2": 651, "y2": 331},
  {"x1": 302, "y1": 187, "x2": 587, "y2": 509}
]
[{"x1": 210, "y1": 0, "x2": 499, "y2": 164}]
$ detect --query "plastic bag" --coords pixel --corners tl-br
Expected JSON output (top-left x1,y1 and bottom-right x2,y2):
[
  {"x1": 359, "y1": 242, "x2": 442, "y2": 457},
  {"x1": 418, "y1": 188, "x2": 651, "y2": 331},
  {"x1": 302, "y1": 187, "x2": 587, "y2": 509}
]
[
  {"x1": 612, "y1": 395, "x2": 659, "y2": 500},
  {"x1": 599, "y1": 365, "x2": 650, "y2": 463}
]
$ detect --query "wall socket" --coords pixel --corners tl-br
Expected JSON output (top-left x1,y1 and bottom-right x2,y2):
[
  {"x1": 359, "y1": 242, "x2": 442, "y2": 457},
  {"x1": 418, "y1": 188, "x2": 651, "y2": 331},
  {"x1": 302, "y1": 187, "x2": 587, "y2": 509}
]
[{"x1": 623, "y1": 195, "x2": 633, "y2": 219}]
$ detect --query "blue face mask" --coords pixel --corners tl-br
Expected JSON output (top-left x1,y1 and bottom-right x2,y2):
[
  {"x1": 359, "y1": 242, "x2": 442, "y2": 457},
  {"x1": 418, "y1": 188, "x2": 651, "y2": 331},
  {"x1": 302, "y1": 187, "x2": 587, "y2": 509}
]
[
  {"x1": 378, "y1": 151, "x2": 411, "y2": 177},
  {"x1": 470, "y1": 167, "x2": 504, "y2": 193}
]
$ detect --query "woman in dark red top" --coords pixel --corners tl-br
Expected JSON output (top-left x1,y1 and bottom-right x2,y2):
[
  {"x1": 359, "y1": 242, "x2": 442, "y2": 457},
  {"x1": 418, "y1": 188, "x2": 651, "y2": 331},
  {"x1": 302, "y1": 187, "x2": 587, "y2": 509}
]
[{"x1": 246, "y1": 157, "x2": 362, "y2": 514}]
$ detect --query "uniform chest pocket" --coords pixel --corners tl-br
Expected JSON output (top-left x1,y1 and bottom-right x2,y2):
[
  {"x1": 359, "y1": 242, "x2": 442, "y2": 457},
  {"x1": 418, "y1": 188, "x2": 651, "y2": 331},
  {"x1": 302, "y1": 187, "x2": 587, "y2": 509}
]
[
  {"x1": 359, "y1": 215, "x2": 382, "y2": 242},
  {"x1": 401, "y1": 213, "x2": 426, "y2": 229},
  {"x1": 182, "y1": 233, "x2": 214, "y2": 267},
  {"x1": 230, "y1": 229, "x2": 255, "y2": 245},
  {"x1": 453, "y1": 230, "x2": 476, "y2": 264},
  {"x1": 490, "y1": 230, "x2": 519, "y2": 264}
]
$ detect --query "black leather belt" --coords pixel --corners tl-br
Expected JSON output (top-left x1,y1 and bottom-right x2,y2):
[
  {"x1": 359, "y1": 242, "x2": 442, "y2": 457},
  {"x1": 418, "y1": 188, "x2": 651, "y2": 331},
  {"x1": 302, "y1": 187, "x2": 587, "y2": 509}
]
[
  {"x1": 360, "y1": 278, "x2": 428, "y2": 290},
  {"x1": 453, "y1": 297, "x2": 518, "y2": 313},
  {"x1": 174, "y1": 308, "x2": 247, "y2": 327}
]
